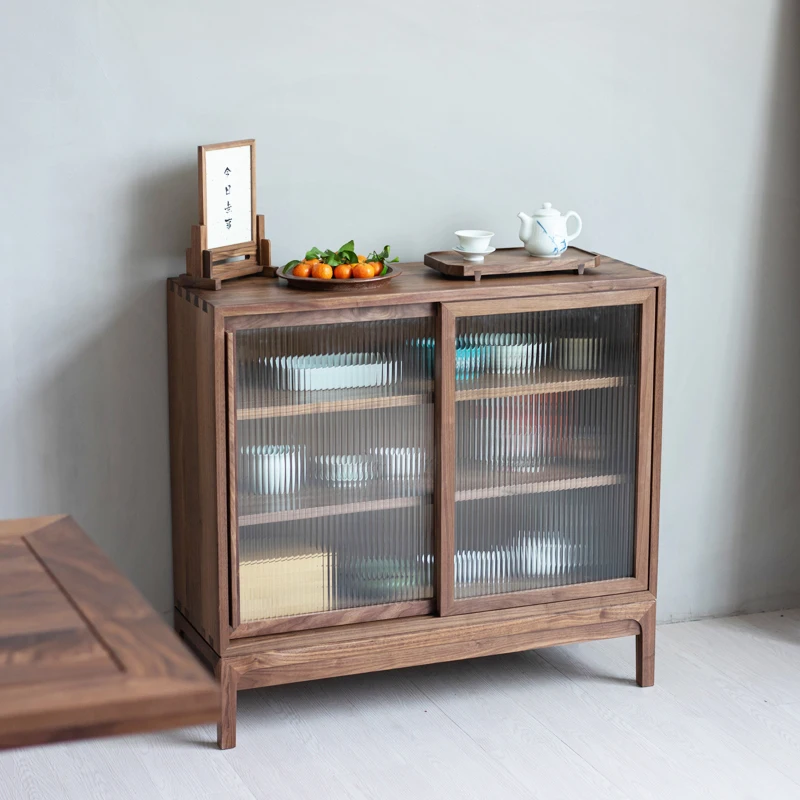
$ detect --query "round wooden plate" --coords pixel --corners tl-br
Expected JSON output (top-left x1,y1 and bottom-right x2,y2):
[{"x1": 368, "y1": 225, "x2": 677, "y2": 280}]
[{"x1": 278, "y1": 265, "x2": 402, "y2": 291}]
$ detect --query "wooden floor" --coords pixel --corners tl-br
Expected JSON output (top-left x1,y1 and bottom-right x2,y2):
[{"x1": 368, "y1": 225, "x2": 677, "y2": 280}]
[{"x1": 2, "y1": 609, "x2": 800, "y2": 799}]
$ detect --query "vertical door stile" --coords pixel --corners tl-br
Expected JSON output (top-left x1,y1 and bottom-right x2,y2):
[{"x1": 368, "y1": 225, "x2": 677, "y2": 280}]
[
  {"x1": 435, "y1": 304, "x2": 456, "y2": 616},
  {"x1": 226, "y1": 330, "x2": 240, "y2": 630}
]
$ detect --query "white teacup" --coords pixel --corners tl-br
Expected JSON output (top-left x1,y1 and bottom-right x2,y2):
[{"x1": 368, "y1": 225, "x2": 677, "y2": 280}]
[{"x1": 455, "y1": 229, "x2": 494, "y2": 253}]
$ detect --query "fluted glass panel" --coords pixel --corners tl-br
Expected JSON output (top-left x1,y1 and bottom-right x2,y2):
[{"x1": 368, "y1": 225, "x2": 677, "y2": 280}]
[
  {"x1": 454, "y1": 304, "x2": 640, "y2": 599},
  {"x1": 236, "y1": 318, "x2": 434, "y2": 622}
]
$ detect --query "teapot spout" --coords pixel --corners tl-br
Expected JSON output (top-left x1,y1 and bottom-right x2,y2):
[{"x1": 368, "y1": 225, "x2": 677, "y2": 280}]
[{"x1": 517, "y1": 211, "x2": 534, "y2": 244}]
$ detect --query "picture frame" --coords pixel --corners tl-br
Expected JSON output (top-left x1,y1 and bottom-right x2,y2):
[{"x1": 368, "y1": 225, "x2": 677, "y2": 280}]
[{"x1": 199, "y1": 139, "x2": 256, "y2": 250}]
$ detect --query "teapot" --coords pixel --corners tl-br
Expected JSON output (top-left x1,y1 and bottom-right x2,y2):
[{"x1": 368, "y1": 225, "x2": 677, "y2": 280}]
[{"x1": 518, "y1": 203, "x2": 582, "y2": 258}]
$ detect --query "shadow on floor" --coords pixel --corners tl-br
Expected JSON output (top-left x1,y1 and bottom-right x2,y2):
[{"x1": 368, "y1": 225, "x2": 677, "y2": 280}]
[{"x1": 228, "y1": 644, "x2": 636, "y2": 728}]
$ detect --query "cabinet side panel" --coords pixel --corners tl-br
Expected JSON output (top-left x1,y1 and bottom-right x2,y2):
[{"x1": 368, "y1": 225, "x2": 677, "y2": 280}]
[
  {"x1": 648, "y1": 282, "x2": 666, "y2": 596},
  {"x1": 168, "y1": 284, "x2": 221, "y2": 651}
]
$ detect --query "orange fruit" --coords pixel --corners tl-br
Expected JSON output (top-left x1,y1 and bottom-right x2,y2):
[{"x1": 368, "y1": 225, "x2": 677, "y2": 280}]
[
  {"x1": 353, "y1": 263, "x2": 376, "y2": 279},
  {"x1": 367, "y1": 261, "x2": 381, "y2": 272},
  {"x1": 311, "y1": 262, "x2": 333, "y2": 280},
  {"x1": 334, "y1": 264, "x2": 353, "y2": 280},
  {"x1": 357, "y1": 254, "x2": 367, "y2": 263},
  {"x1": 292, "y1": 263, "x2": 312, "y2": 278},
  {"x1": 307, "y1": 258, "x2": 320, "y2": 266}
]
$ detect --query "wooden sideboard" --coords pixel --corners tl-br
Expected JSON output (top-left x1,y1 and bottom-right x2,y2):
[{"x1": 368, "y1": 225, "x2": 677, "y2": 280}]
[{"x1": 167, "y1": 258, "x2": 665, "y2": 749}]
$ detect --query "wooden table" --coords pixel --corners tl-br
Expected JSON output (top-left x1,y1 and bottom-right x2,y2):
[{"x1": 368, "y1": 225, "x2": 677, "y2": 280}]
[{"x1": 0, "y1": 515, "x2": 219, "y2": 750}]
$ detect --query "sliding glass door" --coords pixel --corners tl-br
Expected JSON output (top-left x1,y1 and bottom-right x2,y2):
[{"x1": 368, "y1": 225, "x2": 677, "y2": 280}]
[{"x1": 436, "y1": 290, "x2": 655, "y2": 614}]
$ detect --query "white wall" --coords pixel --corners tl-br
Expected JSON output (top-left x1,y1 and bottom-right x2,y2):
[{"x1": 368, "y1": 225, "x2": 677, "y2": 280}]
[{"x1": 1, "y1": 0, "x2": 798, "y2": 622}]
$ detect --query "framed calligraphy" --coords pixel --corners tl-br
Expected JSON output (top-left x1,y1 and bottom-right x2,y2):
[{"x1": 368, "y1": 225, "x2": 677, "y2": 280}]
[{"x1": 199, "y1": 139, "x2": 255, "y2": 249}]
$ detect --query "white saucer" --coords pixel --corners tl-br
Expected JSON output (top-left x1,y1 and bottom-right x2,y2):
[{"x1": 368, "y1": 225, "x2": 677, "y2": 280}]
[{"x1": 454, "y1": 245, "x2": 496, "y2": 263}]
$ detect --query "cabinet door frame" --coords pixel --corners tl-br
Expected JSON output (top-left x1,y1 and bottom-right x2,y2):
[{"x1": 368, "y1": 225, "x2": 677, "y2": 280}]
[
  {"x1": 225, "y1": 305, "x2": 437, "y2": 638},
  {"x1": 435, "y1": 289, "x2": 657, "y2": 616}
]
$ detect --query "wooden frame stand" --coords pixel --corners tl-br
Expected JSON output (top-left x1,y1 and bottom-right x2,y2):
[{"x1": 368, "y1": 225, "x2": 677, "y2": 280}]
[{"x1": 180, "y1": 215, "x2": 274, "y2": 291}]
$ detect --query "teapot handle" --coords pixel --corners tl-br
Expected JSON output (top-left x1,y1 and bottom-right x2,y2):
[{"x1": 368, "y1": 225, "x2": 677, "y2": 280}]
[{"x1": 564, "y1": 211, "x2": 582, "y2": 243}]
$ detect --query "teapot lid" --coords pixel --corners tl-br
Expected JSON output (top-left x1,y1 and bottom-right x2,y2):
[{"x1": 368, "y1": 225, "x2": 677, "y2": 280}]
[{"x1": 533, "y1": 202, "x2": 561, "y2": 218}]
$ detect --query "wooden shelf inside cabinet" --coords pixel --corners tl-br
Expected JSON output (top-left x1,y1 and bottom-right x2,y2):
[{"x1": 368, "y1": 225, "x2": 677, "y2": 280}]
[
  {"x1": 236, "y1": 371, "x2": 624, "y2": 420},
  {"x1": 237, "y1": 383, "x2": 434, "y2": 420},
  {"x1": 238, "y1": 481, "x2": 433, "y2": 526},
  {"x1": 455, "y1": 466, "x2": 628, "y2": 503},
  {"x1": 455, "y1": 369, "x2": 628, "y2": 402}
]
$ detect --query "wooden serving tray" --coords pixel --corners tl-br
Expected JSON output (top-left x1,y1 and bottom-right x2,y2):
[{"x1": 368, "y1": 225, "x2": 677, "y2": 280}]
[{"x1": 424, "y1": 247, "x2": 600, "y2": 281}]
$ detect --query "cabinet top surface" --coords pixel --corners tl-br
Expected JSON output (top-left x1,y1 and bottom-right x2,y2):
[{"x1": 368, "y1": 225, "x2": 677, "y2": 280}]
[{"x1": 171, "y1": 257, "x2": 665, "y2": 316}]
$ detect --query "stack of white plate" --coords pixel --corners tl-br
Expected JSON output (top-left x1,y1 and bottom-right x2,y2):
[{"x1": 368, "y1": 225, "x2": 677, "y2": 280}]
[
  {"x1": 455, "y1": 333, "x2": 548, "y2": 378},
  {"x1": 265, "y1": 353, "x2": 401, "y2": 391},
  {"x1": 314, "y1": 447, "x2": 427, "y2": 485},
  {"x1": 455, "y1": 532, "x2": 586, "y2": 587}
]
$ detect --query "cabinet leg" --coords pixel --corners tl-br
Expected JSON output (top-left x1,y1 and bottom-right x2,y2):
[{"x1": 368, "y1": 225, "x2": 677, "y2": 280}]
[
  {"x1": 215, "y1": 660, "x2": 237, "y2": 749},
  {"x1": 636, "y1": 604, "x2": 656, "y2": 687}
]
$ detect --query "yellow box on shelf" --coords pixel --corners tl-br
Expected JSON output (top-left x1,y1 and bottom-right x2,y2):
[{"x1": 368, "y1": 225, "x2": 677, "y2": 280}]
[{"x1": 239, "y1": 550, "x2": 332, "y2": 622}]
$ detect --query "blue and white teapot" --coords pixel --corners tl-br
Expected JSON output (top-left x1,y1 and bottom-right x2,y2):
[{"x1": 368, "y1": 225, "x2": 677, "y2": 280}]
[{"x1": 517, "y1": 202, "x2": 582, "y2": 257}]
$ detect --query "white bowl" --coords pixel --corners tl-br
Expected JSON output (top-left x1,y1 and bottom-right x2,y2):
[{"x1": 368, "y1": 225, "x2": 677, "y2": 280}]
[
  {"x1": 242, "y1": 445, "x2": 305, "y2": 495},
  {"x1": 559, "y1": 337, "x2": 604, "y2": 371},
  {"x1": 371, "y1": 447, "x2": 426, "y2": 479},
  {"x1": 455, "y1": 229, "x2": 494, "y2": 253}
]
